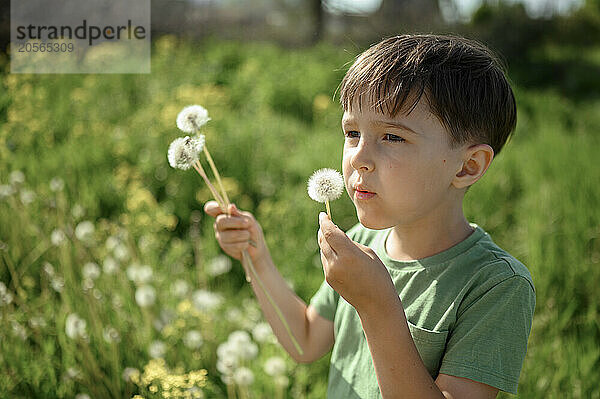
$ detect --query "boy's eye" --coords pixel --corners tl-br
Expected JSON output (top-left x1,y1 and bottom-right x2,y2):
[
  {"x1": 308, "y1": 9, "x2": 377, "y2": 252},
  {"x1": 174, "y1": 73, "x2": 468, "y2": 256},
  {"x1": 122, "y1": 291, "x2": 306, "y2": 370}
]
[
  {"x1": 384, "y1": 133, "x2": 406, "y2": 143},
  {"x1": 344, "y1": 130, "x2": 360, "y2": 139}
]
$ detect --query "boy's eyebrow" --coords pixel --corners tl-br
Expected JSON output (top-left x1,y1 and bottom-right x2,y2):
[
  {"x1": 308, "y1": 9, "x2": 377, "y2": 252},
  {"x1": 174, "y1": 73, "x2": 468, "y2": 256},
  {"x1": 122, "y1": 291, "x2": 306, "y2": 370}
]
[{"x1": 378, "y1": 120, "x2": 420, "y2": 135}]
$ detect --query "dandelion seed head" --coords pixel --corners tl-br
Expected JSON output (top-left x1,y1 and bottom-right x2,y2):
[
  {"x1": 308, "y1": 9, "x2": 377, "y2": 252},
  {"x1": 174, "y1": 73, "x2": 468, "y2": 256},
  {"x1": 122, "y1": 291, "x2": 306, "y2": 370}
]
[
  {"x1": 65, "y1": 313, "x2": 87, "y2": 340},
  {"x1": 82, "y1": 262, "x2": 101, "y2": 280},
  {"x1": 307, "y1": 168, "x2": 344, "y2": 203},
  {"x1": 102, "y1": 326, "x2": 121, "y2": 343},
  {"x1": 207, "y1": 255, "x2": 232, "y2": 277},
  {"x1": 20, "y1": 189, "x2": 36, "y2": 205},
  {"x1": 9, "y1": 170, "x2": 25, "y2": 185},
  {"x1": 51, "y1": 229, "x2": 66, "y2": 246},
  {"x1": 11, "y1": 321, "x2": 27, "y2": 340},
  {"x1": 122, "y1": 367, "x2": 140, "y2": 383},
  {"x1": 74, "y1": 221, "x2": 95, "y2": 242},
  {"x1": 264, "y1": 356, "x2": 287, "y2": 377},
  {"x1": 171, "y1": 279, "x2": 190, "y2": 298},
  {"x1": 50, "y1": 177, "x2": 65, "y2": 192},
  {"x1": 167, "y1": 135, "x2": 205, "y2": 170},
  {"x1": 183, "y1": 330, "x2": 203, "y2": 349},
  {"x1": 0, "y1": 282, "x2": 14, "y2": 306},
  {"x1": 233, "y1": 367, "x2": 254, "y2": 386},
  {"x1": 127, "y1": 263, "x2": 153, "y2": 285},
  {"x1": 275, "y1": 375, "x2": 290, "y2": 388},
  {"x1": 0, "y1": 184, "x2": 16, "y2": 198},
  {"x1": 192, "y1": 289, "x2": 223, "y2": 311},
  {"x1": 72, "y1": 204, "x2": 85, "y2": 219},
  {"x1": 103, "y1": 256, "x2": 119, "y2": 275},
  {"x1": 148, "y1": 340, "x2": 167, "y2": 359},
  {"x1": 252, "y1": 322, "x2": 273, "y2": 343},
  {"x1": 176, "y1": 105, "x2": 211, "y2": 133},
  {"x1": 135, "y1": 285, "x2": 157, "y2": 307},
  {"x1": 51, "y1": 277, "x2": 64, "y2": 292}
]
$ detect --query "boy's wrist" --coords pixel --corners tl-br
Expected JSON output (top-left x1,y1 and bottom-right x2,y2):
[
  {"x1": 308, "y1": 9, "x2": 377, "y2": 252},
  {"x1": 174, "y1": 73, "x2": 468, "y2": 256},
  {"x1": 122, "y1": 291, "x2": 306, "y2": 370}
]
[{"x1": 355, "y1": 284, "x2": 403, "y2": 319}]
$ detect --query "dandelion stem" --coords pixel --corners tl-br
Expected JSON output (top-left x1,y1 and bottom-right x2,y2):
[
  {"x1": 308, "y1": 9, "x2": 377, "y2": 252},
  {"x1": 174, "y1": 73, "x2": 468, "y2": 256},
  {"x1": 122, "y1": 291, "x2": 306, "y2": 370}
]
[
  {"x1": 242, "y1": 250, "x2": 304, "y2": 356},
  {"x1": 325, "y1": 200, "x2": 332, "y2": 220},
  {"x1": 195, "y1": 146, "x2": 304, "y2": 357},
  {"x1": 203, "y1": 146, "x2": 230, "y2": 206},
  {"x1": 193, "y1": 161, "x2": 226, "y2": 209}
]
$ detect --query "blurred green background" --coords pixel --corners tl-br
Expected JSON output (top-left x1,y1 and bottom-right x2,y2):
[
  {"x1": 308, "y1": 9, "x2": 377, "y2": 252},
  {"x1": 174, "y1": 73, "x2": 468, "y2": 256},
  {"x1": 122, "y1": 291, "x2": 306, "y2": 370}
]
[{"x1": 1, "y1": 0, "x2": 599, "y2": 398}]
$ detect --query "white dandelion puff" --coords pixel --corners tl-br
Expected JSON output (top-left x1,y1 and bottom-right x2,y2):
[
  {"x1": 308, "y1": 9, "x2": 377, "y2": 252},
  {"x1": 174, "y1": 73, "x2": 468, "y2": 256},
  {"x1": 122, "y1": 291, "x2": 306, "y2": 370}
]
[
  {"x1": 207, "y1": 255, "x2": 232, "y2": 277},
  {"x1": 102, "y1": 256, "x2": 119, "y2": 275},
  {"x1": 72, "y1": 204, "x2": 85, "y2": 219},
  {"x1": 167, "y1": 135, "x2": 205, "y2": 170},
  {"x1": 148, "y1": 340, "x2": 166, "y2": 358},
  {"x1": 0, "y1": 282, "x2": 13, "y2": 306},
  {"x1": 308, "y1": 168, "x2": 344, "y2": 219},
  {"x1": 122, "y1": 367, "x2": 140, "y2": 383},
  {"x1": 51, "y1": 276, "x2": 64, "y2": 292},
  {"x1": 192, "y1": 289, "x2": 223, "y2": 311},
  {"x1": 176, "y1": 105, "x2": 211, "y2": 133},
  {"x1": 275, "y1": 375, "x2": 290, "y2": 388},
  {"x1": 171, "y1": 279, "x2": 190, "y2": 298},
  {"x1": 82, "y1": 262, "x2": 101, "y2": 280},
  {"x1": 74, "y1": 221, "x2": 95, "y2": 242},
  {"x1": 233, "y1": 367, "x2": 254, "y2": 386},
  {"x1": 65, "y1": 313, "x2": 87, "y2": 340},
  {"x1": 135, "y1": 285, "x2": 156, "y2": 307},
  {"x1": 51, "y1": 229, "x2": 66, "y2": 246},
  {"x1": 183, "y1": 330, "x2": 204, "y2": 349},
  {"x1": 50, "y1": 177, "x2": 65, "y2": 192},
  {"x1": 102, "y1": 326, "x2": 121, "y2": 343},
  {"x1": 307, "y1": 168, "x2": 344, "y2": 203},
  {"x1": 9, "y1": 170, "x2": 25, "y2": 185},
  {"x1": 264, "y1": 356, "x2": 287, "y2": 376},
  {"x1": 127, "y1": 263, "x2": 153, "y2": 285},
  {"x1": 0, "y1": 184, "x2": 16, "y2": 198},
  {"x1": 20, "y1": 189, "x2": 36, "y2": 205},
  {"x1": 105, "y1": 236, "x2": 120, "y2": 251},
  {"x1": 252, "y1": 322, "x2": 274, "y2": 343}
]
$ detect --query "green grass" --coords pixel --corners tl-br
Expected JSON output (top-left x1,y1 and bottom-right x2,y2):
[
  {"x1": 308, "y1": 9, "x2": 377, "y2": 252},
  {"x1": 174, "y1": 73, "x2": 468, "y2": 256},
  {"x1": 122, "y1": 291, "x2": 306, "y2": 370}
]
[{"x1": 0, "y1": 36, "x2": 599, "y2": 398}]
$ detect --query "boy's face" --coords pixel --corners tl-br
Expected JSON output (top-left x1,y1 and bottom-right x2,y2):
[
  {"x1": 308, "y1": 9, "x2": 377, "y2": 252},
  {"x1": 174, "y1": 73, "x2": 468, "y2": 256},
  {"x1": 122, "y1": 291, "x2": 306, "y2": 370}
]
[{"x1": 341, "y1": 97, "x2": 467, "y2": 230}]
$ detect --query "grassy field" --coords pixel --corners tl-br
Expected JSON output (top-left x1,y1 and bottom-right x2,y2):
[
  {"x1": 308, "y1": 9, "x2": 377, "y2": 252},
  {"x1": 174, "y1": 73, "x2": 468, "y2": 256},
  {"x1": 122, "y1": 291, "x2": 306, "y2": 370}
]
[{"x1": 0, "y1": 36, "x2": 599, "y2": 398}]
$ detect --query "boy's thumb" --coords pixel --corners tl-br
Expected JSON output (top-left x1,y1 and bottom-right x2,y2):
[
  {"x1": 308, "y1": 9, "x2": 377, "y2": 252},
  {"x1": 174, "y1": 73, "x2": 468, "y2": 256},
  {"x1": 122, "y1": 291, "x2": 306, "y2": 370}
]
[{"x1": 228, "y1": 203, "x2": 241, "y2": 216}]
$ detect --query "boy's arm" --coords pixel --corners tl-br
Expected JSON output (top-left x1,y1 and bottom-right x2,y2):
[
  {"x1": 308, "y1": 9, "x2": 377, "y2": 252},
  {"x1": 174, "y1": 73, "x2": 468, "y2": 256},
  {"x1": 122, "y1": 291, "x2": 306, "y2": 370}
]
[
  {"x1": 204, "y1": 201, "x2": 334, "y2": 362},
  {"x1": 318, "y1": 213, "x2": 498, "y2": 398},
  {"x1": 246, "y1": 253, "x2": 334, "y2": 362}
]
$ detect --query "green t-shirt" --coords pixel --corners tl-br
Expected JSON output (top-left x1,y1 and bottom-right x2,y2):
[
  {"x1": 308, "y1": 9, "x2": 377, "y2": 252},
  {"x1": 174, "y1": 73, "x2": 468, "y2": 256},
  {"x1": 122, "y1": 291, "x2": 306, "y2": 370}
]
[{"x1": 309, "y1": 223, "x2": 535, "y2": 398}]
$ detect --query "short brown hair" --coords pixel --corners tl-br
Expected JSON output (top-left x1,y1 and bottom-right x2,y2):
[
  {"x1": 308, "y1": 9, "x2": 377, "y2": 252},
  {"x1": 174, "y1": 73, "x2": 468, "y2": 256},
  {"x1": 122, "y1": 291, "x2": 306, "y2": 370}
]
[{"x1": 339, "y1": 34, "x2": 517, "y2": 156}]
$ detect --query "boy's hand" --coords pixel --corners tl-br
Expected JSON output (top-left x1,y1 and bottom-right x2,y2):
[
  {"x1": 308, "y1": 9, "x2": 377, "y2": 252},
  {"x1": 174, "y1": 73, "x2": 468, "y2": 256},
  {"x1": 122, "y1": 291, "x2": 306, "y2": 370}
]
[
  {"x1": 204, "y1": 201, "x2": 268, "y2": 263},
  {"x1": 318, "y1": 212, "x2": 397, "y2": 313}
]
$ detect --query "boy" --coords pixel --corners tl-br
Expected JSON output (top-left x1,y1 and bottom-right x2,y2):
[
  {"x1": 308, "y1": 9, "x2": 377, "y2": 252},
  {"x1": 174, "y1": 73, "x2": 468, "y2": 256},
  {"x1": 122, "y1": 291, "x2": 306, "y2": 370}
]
[{"x1": 204, "y1": 34, "x2": 535, "y2": 398}]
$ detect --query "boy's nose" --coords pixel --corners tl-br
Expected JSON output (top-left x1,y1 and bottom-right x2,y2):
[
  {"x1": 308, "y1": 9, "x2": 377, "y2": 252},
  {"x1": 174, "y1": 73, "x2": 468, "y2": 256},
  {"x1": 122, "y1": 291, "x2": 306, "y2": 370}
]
[{"x1": 349, "y1": 140, "x2": 375, "y2": 171}]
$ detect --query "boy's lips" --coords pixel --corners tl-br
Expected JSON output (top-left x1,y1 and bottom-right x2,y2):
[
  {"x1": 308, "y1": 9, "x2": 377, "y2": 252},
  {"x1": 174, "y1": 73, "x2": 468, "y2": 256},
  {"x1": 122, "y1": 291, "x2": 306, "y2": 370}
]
[{"x1": 353, "y1": 184, "x2": 376, "y2": 200}]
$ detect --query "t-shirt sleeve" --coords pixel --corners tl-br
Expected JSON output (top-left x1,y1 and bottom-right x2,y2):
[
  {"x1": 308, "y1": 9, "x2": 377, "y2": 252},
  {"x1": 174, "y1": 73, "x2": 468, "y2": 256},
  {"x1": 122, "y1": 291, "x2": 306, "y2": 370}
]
[
  {"x1": 308, "y1": 224, "x2": 363, "y2": 322},
  {"x1": 308, "y1": 278, "x2": 339, "y2": 322},
  {"x1": 439, "y1": 275, "x2": 536, "y2": 394}
]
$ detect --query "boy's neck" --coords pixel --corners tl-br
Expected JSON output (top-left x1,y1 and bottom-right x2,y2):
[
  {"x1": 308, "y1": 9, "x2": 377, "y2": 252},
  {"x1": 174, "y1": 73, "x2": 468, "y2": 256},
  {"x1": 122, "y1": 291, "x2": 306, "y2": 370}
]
[{"x1": 385, "y1": 207, "x2": 474, "y2": 262}]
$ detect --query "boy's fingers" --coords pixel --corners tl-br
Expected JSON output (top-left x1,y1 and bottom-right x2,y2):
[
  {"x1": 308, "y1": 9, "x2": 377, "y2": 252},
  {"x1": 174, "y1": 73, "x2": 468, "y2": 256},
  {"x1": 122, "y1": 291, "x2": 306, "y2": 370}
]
[
  {"x1": 204, "y1": 201, "x2": 224, "y2": 218},
  {"x1": 217, "y1": 230, "x2": 251, "y2": 244},
  {"x1": 214, "y1": 214, "x2": 249, "y2": 231},
  {"x1": 318, "y1": 212, "x2": 352, "y2": 252},
  {"x1": 318, "y1": 228, "x2": 337, "y2": 259},
  {"x1": 354, "y1": 241, "x2": 377, "y2": 259}
]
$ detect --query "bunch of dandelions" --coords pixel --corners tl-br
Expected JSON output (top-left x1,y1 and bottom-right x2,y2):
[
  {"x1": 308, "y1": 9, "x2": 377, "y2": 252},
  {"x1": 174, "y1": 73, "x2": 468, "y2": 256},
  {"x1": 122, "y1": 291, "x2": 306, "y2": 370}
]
[
  {"x1": 307, "y1": 168, "x2": 344, "y2": 219},
  {"x1": 167, "y1": 105, "x2": 304, "y2": 357}
]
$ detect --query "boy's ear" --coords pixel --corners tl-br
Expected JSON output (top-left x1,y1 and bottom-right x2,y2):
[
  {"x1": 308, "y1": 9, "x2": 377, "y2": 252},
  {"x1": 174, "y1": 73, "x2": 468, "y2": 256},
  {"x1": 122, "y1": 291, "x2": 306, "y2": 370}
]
[{"x1": 452, "y1": 144, "x2": 494, "y2": 189}]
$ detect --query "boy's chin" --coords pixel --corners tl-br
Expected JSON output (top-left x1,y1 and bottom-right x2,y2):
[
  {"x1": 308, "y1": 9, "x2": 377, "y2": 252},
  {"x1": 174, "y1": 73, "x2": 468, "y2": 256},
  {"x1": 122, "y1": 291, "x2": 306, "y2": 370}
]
[{"x1": 356, "y1": 212, "x2": 393, "y2": 230}]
